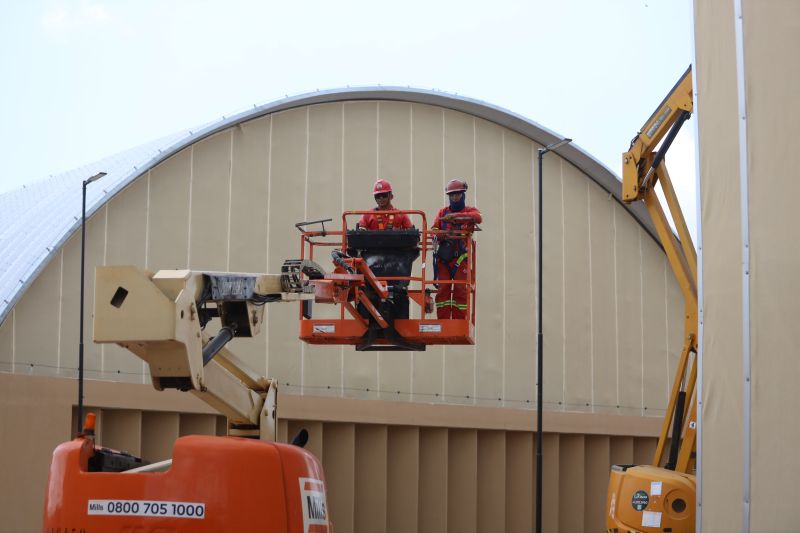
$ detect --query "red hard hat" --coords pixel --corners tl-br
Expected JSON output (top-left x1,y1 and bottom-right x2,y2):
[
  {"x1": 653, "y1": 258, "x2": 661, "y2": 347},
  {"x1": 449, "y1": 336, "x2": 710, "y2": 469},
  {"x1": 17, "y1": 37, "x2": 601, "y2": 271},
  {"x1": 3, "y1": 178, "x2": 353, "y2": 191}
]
[
  {"x1": 445, "y1": 179, "x2": 468, "y2": 194},
  {"x1": 373, "y1": 179, "x2": 393, "y2": 195}
]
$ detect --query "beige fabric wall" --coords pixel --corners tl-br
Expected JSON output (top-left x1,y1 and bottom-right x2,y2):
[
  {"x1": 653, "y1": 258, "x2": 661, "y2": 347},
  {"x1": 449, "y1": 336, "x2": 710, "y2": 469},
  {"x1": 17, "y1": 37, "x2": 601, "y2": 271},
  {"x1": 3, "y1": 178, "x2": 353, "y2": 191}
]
[
  {"x1": 0, "y1": 100, "x2": 683, "y2": 418},
  {"x1": 0, "y1": 373, "x2": 661, "y2": 533},
  {"x1": 696, "y1": 0, "x2": 800, "y2": 530}
]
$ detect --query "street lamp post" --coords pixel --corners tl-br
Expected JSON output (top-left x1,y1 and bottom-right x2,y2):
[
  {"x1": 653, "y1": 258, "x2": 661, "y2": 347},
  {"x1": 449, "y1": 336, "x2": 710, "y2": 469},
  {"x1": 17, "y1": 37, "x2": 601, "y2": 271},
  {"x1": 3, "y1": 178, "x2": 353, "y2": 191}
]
[
  {"x1": 535, "y1": 138, "x2": 571, "y2": 533},
  {"x1": 77, "y1": 171, "x2": 106, "y2": 435}
]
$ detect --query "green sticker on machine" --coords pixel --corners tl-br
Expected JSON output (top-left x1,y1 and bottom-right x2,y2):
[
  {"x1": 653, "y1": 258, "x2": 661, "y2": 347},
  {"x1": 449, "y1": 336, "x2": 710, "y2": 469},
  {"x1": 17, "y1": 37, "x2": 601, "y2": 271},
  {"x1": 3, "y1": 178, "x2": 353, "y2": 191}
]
[{"x1": 631, "y1": 490, "x2": 649, "y2": 511}]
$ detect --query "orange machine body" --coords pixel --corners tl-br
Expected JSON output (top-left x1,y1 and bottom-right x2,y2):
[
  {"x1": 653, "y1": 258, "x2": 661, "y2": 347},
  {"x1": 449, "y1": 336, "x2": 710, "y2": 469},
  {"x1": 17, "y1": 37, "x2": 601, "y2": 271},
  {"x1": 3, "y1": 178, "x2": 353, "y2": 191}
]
[{"x1": 43, "y1": 435, "x2": 331, "y2": 532}]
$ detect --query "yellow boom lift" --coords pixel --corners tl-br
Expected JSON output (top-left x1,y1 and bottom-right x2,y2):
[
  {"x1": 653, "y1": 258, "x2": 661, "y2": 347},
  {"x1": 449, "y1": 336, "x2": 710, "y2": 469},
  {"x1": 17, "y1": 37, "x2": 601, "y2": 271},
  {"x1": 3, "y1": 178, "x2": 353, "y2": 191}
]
[{"x1": 606, "y1": 66, "x2": 698, "y2": 532}]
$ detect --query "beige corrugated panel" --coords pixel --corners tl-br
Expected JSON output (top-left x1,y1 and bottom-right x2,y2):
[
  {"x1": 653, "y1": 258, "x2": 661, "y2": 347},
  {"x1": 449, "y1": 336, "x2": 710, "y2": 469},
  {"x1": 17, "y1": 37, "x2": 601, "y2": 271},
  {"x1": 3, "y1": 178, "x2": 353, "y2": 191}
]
[
  {"x1": 742, "y1": 0, "x2": 800, "y2": 529},
  {"x1": 694, "y1": 0, "x2": 745, "y2": 530}
]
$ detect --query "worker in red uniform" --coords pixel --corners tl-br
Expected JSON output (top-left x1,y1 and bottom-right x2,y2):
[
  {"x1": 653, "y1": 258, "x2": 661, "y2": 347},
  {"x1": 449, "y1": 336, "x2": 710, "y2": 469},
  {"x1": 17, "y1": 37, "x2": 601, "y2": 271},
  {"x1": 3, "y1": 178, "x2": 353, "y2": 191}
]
[
  {"x1": 358, "y1": 179, "x2": 413, "y2": 230},
  {"x1": 432, "y1": 179, "x2": 482, "y2": 319}
]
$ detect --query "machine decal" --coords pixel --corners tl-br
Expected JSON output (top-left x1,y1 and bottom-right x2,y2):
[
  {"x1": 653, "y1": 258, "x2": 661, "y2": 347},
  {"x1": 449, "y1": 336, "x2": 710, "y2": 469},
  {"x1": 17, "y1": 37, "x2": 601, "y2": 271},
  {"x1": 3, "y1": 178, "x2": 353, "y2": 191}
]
[
  {"x1": 650, "y1": 481, "x2": 662, "y2": 496},
  {"x1": 87, "y1": 499, "x2": 205, "y2": 519},
  {"x1": 299, "y1": 477, "x2": 328, "y2": 532},
  {"x1": 419, "y1": 324, "x2": 442, "y2": 333},
  {"x1": 313, "y1": 324, "x2": 335, "y2": 334},
  {"x1": 642, "y1": 510, "x2": 662, "y2": 528},
  {"x1": 631, "y1": 490, "x2": 649, "y2": 511}
]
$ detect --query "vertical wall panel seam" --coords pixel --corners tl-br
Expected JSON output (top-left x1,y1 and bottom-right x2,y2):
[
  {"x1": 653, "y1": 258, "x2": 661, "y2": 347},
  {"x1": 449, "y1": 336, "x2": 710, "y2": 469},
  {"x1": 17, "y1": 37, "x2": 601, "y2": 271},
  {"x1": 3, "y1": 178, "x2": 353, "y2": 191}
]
[
  {"x1": 302, "y1": 107, "x2": 310, "y2": 391},
  {"x1": 441, "y1": 108, "x2": 446, "y2": 398},
  {"x1": 187, "y1": 146, "x2": 195, "y2": 268},
  {"x1": 56, "y1": 250, "x2": 64, "y2": 370},
  {"x1": 733, "y1": 0, "x2": 751, "y2": 528},
  {"x1": 613, "y1": 207, "x2": 620, "y2": 408},
  {"x1": 472, "y1": 117, "x2": 477, "y2": 404},
  {"x1": 639, "y1": 230, "x2": 645, "y2": 413},
  {"x1": 690, "y1": 29, "x2": 705, "y2": 520},
  {"x1": 265, "y1": 116, "x2": 273, "y2": 373},
  {"x1": 501, "y1": 131, "x2": 506, "y2": 406},
  {"x1": 101, "y1": 204, "x2": 109, "y2": 373},
  {"x1": 376, "y1": 103, "x2": 381, "y2": 396},
  {"x1": 341, "y1": 105, "x2": 346, "y2": 395},
  {"x1": 409, "y1": 104, "x2": 414, "y2": 398},
  {"x1": 144, "y1": 172, "x2": 151, "y2": 383},
  {"x1": 588, "y1": 182, "x2": 595, "y2": 412},
  {"x1": 226, "y1": 130, "x2": 234, "y2": 271},
  {"x1": 560, "y1": 159, "x2": 566, "y2": 409}
]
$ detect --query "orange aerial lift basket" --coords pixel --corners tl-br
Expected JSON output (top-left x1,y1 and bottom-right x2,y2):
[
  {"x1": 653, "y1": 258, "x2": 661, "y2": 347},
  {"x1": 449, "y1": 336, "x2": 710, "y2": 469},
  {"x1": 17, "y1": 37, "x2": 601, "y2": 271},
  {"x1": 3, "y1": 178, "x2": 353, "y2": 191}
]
[{"x1": 293, "y1": 210, "x2": 477, "y2": 351}]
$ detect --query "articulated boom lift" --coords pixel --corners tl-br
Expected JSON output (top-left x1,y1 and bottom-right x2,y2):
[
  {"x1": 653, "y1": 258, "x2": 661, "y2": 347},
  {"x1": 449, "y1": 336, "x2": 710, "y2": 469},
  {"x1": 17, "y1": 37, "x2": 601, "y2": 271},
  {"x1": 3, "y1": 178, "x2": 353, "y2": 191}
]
[
  {"x1": 607, "y1": 66, "x2": 698, "y2": 532},
  {"x1": 43, "y1": 266, "x2": 331, "y2": 532}
]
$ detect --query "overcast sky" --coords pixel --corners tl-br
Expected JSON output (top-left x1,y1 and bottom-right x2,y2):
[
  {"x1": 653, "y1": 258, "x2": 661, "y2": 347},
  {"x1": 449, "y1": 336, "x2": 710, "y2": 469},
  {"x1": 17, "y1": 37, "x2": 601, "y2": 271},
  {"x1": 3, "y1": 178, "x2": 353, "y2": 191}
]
[{"x1": 0, "y1": 0, "x2": 697, "y2": 237}]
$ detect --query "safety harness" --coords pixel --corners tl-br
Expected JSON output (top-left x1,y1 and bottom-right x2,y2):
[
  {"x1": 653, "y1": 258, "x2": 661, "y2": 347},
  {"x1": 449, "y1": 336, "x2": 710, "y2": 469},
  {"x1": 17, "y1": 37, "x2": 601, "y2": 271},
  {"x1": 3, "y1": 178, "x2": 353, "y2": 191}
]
[{"x1": 374, "y1": 209, "x2": 396, "y2": 230}]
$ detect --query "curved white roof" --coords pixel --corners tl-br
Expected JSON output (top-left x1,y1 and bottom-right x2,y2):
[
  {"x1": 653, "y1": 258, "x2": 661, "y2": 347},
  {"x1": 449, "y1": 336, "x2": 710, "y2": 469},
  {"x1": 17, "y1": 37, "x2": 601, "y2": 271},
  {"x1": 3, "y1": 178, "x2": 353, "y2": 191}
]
[{"x1": 0, "y1": 87, "x2": 656, "y2": 325}]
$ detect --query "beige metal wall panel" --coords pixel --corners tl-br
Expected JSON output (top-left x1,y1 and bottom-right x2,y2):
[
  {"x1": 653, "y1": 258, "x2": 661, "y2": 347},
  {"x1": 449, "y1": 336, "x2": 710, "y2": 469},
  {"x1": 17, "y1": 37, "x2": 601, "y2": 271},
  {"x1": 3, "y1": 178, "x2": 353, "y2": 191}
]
[
  {"x1": 541, "y1": 154, "x2": 565, "y2": 410},
  {"x1": 0, "y1": 311, "x2": 12, "y2": 372},
  {"x1": 410, "y1": 104, "x2": 446, "y2": 401},
  {"x1": 474, "y1": 119, "x2": 505, "y2": 407},
  {"x1": 141, "y1": 411, "x2": 180, "y2": 462},
  {"x1": 743, "y1": 1, "x2": 800, "y2": 528},
  {"x1": 188, "y1": 131, "x2": 232, "y2": 271},
  {"x1": 693, "y1": 0, "x2": 745, "y2": 529},
  {"x1": 104, "y1": 178, "x2": 149, "y2": 382},
  {"x1": 377, "y1": 102, "x2": 414, "y2": 400},
  {"x1": 665, "y1": 270, "x2": 683, "y2": 393},
  {"x1": 443, "y1": 109, "x2": 476, "y2": 405},
  {"x1": 290, "y1": 419, "x2": 324, "y2": 469},
  {"x1": 101, "y1": 409, "x2": 142, "y2": 457},
  {"x1": 588, "y1": 185, "x2": 618, "y2": 414},
  {"x1": 59, "y1": 215, "x2": 105, "y2": 380},
  {"x1": 476, "y1": 431, "x2": 506, "y2": 533},
  {"x1": 265, "y1": 108, "x2": 307, "y2": 391},
  {"x1": 447, "y1": 429, "x2": 478, "y2": 533},
  {"x1": 542, "y1": 433, "x2": 560, "y2": 532},
  {"x1": 503, "y1": 131, "x2": 536, "y2": 406},
  {"x1": 322, "y1": 423, "x2": 356, "y2": 533},
  {"x1": 225, "y1": 117, "x2": 271, "y2": 376},
  {"x1": 418, "y1": 427, "x2": 448, "y2": 533},
  {"x1": 179, "y1": 412, "x2": 218, "y2": 436},
  {"x1": 641, "y1": 239, "x2": 668, "y2": 414},
  {"x1": 505, "y1": 431, "x2": 533, "y2": 533},
  {"x1": 354, "y1": 424, "x2": 388, "y2": 532},
  {"x1": 584, "y1": 435, "x2": 611, "y2": 531},
  {"x1": 610, "y1": 435, "x2": 634, "y2": 466},
  {"x1": 563, "y1": 172, "x2": 592, "y2": 412},
  {"x1": 342, "y1": 102, "x2": 381, "y2": 401},
  {"x1": 558, "y1": 434, "x2": 584, "y2": 532},
  {"x1": 304, "y1": 104, "x2": 345, "y2": 398},
  {"x1": 614, "y1": 203, "x2": 644, "y2": 416},
  {"x1": 12, "y1": 253, "x2": 60, "y2": 375},
  {"x1": 147, "y1": 148, "x2": 191, "y2": 268},
  {"x1": 387, "y1": 425, "x2": 419, "y2": 531},
  {"x1": 633, "y1": 436, "x2": 657, "y2": 466}
]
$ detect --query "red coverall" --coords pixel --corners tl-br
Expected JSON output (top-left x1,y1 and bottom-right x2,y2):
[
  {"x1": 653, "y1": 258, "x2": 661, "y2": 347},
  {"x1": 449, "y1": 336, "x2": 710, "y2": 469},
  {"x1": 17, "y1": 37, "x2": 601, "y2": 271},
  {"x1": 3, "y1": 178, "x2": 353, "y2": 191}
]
[
  {"x1": 432, "y1": 206, "x2": 482, "y2": 319},
  {"x1": 358, "y1": 207, "x2": 413, "y2": 230}
]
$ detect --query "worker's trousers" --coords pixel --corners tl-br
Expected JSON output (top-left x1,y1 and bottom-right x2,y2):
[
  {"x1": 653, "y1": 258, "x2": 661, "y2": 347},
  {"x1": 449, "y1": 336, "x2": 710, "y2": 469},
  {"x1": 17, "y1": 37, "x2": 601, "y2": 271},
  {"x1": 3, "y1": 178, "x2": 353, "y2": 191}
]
[{"x1": 435, "y1": 256, "x2": 469, "y2": 319}]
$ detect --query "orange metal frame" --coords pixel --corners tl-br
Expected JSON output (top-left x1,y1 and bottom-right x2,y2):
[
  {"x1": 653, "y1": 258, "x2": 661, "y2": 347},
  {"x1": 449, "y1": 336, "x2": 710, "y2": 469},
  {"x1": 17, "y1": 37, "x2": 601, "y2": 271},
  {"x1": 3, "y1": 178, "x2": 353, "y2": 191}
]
[{"x1": 297, "y1": 210, "x2": 476, "y2": 347}]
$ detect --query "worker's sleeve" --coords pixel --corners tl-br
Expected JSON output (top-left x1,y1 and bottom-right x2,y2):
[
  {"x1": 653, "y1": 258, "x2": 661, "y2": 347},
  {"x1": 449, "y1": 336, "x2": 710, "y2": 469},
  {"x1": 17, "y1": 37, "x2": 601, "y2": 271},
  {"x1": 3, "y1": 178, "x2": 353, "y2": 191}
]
[
  {"x1": 467, "y1": 207, "x2": 482, "y2": 224},
  {"x1": 358, "y1": 213, "x2": 370, "y2": 229},
  {"x1": 431, "y1": 208, "x2": 445, "y2": 230},
  {"x1": 398, "y1": 214, "x2": 413, "y2": 229}
]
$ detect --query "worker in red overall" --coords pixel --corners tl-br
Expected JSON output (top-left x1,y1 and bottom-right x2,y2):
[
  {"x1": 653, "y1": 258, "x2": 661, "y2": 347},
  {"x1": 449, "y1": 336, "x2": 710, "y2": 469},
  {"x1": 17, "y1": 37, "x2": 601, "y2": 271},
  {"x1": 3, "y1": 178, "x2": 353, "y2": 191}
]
[
  {"x1": 432, "y1": 179, "x2": 482, "y2": 319},
  {"x1": 358, "y1": 179, "x2": 413, "y2": 230}
]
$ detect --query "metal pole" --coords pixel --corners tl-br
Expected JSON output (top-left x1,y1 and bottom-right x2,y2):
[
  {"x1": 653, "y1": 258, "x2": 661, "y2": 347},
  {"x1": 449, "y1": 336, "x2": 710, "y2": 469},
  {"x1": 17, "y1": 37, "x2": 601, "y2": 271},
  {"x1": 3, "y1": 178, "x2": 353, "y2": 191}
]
[
  {"x1": 78, "y1": 181, "x2": 87, "y2": 435},
  {"x1": 535, "y1": 148, "x2": 544, "y2": 533},
  {"x1": 77, "y1": 172, "x2": 105, "y2": 435}
]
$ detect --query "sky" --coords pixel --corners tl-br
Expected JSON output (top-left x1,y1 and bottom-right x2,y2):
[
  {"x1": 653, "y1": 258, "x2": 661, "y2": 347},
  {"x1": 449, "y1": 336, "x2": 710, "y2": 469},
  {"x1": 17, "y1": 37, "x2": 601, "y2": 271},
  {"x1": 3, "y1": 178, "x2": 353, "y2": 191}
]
[{"x1": 0, "y1": 0, "x2": 697, "y2": 238}]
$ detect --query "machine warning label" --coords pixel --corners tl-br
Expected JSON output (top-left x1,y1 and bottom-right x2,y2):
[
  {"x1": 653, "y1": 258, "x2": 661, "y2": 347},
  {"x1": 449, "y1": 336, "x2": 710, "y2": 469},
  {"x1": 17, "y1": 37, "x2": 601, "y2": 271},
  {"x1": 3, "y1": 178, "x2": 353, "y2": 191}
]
[
  {"x1": 419, "y1": 324, "x2": 442, "y2": 333},
  {"x1": 87, "y1": 500, "x2": 205, "y2": 519},
  {"x1": 631, "y1": 490, "x2": 649, "y2": 511},
  {"x1": 299, "y1": 478, "x2": 329, "y2": 532},
  {"x1": 313, "y1": 324, "x2": 335, "y2": 334}
]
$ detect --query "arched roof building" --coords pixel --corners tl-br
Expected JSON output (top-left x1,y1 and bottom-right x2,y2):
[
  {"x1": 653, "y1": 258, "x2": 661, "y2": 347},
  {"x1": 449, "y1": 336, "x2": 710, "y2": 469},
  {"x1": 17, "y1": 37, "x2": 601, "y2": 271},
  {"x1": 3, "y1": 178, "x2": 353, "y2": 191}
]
[{"x1": 0, "y1": 88, "x2": 681, "y2": 531}]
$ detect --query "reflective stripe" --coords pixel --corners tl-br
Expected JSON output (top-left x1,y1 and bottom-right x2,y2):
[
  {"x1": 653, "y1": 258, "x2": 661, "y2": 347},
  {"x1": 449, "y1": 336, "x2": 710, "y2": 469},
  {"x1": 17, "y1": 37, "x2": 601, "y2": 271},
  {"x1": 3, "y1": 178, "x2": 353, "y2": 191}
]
[{"x1": 455, "y1": 253, "x2": 469, "y2": 266}]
